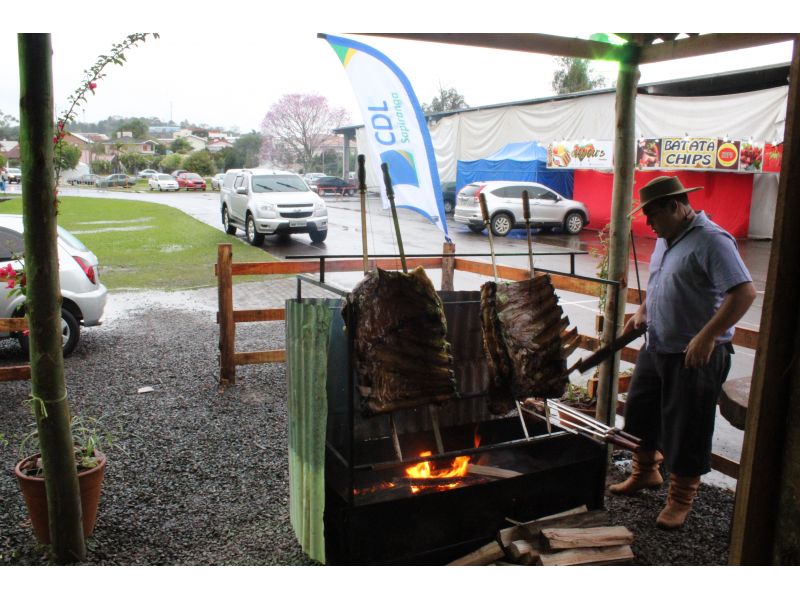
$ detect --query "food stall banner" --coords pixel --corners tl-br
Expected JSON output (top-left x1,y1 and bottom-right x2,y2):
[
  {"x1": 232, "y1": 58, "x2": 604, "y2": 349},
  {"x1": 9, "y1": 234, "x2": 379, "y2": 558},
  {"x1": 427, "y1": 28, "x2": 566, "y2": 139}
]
[
  {"x1": 636, "y1": 137, "x2": 783, "y2": 173},
  {"x1": 547, "y1": 140, "x2": 614, "y2": 169},
  {"x1": 321, "y1": 33, "x2": 449, "y2": 240}
]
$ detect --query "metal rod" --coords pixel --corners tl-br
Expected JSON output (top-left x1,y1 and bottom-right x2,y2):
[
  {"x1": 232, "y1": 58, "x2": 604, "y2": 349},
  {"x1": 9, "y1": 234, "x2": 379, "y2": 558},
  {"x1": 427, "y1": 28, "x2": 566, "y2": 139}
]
[
  {"x1": 522, "y1": 190, "x2": 534, "y2": 274},
  {"x1": 429, "y1": 405, "x2": 445, "y2": 454},
  {"x1": 286, "y1": 251, "x2": 591, "y2": 259},
  {"x1": 358, "y1": 154, "x2": 369, "y2": 274},
  {"x1": 515, "y1": 399, "x2": 531, "y2": 441},
  {"x1": 381, "y1": 162, "x2": 407, "y2": 273},
  {"x1": 478, "y1": 192, "x2": 498, "y2": 281},
  {"x1": 389, "y1": 414, "x2": 403, "y2": 461}
]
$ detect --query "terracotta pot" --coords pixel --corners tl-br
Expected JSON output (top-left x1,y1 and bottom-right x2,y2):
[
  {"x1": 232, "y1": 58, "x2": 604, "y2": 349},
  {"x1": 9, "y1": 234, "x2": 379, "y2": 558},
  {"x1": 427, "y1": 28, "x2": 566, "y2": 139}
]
[
  {"x1": 587, "y1": 373, "x2": 632, "y2": 398},
  {"x1": 14, "y1": 450, "x2": 106, "y2": 544}
]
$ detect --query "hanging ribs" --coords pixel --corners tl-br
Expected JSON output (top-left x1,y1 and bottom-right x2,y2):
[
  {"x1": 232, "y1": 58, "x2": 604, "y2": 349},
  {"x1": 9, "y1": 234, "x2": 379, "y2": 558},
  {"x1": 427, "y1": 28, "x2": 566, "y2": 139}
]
[
  {"x1": 480, "y1": 274, "x2": 580, "y2": 414},
  {"x1": 342, "y1": 267, "x2": 459, "y2": 416}
]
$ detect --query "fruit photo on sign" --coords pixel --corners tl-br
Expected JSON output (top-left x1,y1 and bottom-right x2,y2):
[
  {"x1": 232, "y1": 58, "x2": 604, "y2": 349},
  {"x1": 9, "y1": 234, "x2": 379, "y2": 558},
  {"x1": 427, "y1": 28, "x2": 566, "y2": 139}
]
[
  {"x1": 637, "y1": 139, "x2": 660, "y2": 168},
  {"x1": 739, "y1": 141, "x2": 764, "y2": 171},
  {"x1": 764, "y1": 142, "x2": 783, "y2": 173}
]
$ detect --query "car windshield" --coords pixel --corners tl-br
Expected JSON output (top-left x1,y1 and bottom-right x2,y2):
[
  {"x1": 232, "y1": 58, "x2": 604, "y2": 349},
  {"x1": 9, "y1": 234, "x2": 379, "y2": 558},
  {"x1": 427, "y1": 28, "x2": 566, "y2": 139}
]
[
  {"x1": 56, "y1": 225, "x2": 89, "y2": 252},
  {"x1": 186, "y1": 173, "x2": 201, "y2": 179},
  {"x1": 251, "y1": 174, "x2": 308, "y2": 192},
  {"x1": 158, "y1": 175, "x2": 172, "y2": 180}
]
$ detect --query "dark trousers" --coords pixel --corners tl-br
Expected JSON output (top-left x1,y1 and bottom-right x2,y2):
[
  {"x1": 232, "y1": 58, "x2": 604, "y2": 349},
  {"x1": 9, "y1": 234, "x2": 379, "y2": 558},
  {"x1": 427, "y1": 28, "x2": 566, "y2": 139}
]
[{"x1": 622, "y1": 344, "x2": 732, "y2": 477}]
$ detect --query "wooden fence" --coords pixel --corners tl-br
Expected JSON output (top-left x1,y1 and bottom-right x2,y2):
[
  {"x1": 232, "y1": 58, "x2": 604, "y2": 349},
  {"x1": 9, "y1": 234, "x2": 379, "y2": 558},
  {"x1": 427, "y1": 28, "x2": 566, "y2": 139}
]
[
  {"x1": 0, "y1": 317, "x2": 31, "y2": 382},
  {"x1": 215, "y1": 243, "x2": 759, "y2": 479}
]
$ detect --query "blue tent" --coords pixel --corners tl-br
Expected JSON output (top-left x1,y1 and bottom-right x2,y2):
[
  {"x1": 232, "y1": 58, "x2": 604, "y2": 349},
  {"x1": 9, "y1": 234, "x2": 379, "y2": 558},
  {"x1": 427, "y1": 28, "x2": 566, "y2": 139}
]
[{"x1": 455, "y1": 141, "x2": 574, "y2": 198}]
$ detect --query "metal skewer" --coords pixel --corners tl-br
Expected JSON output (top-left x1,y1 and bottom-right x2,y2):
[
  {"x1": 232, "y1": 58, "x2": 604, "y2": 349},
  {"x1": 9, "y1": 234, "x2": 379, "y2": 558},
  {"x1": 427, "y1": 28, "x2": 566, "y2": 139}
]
[
  {"x1": 478, "y1": 193, "x2": 498, "y2": 282},
  {"x1": 357, "y1": 154, "x2": 369, "y2": 274}
]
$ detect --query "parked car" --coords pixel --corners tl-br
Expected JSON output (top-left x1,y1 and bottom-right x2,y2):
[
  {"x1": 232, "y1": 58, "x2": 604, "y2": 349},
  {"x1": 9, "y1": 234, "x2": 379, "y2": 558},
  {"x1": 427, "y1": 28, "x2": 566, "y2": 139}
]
[
  {"x1": 219, "y1": 168, "x2": 328, "y2": 244},
  {"x1": 441, "y1": 181, "x2": 457, "y2": 213},
  {"x1": 303, "y1": 172, "x2": 326, "y2": 183},
  {"x1": 312, "y1": 176, "x2": 356, "y2": 196},
  {"x1": 170, "y1": 169, "x2": 188, "y2": 179},
  {"x1": 176, "y1": 172, "x2": 207, "y2": 191},
  {"x1": 211, "y1": 173, "x2": 225, "y2": 191},
  {"x1": 0, "y1": 214, "x2": 107, "y2": 356},
  {"x1": 138, "y1": 169, "x2": 160, "y2": 179},
  {"x1": 148, "y1": 173, "x2": 179, "y2": 192},
  {"x1": 5, "y1": 167, "x2": 21, "y2": 183},
  {"x1": 95, "y1": 174, "x2": 136, "y2": 188},
  {"x1": 453, "y1": 181, "x2": 590, "y2": 236},
  {"x1": 79, "y1": 173, "x2": 100, "y2": 186}
]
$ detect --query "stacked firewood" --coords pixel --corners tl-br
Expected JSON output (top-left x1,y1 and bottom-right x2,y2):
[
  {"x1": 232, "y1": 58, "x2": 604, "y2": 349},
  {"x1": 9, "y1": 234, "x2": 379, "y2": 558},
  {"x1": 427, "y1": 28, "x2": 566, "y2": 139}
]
[{"x1": 449, "y1": 506, "x2": 634, "y2": 566}]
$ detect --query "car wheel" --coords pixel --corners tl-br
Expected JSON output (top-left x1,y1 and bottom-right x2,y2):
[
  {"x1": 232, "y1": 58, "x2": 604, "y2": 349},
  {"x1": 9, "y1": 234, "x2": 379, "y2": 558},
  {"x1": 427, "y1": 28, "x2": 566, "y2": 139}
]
[
  {"x1": 443, "y1": 199, "x2": 454, "y2": 214},
  {"x1": 309, "y1": 229, "x2": 328, "y2": 243},
  {"x1": 468, "y1": 224, "x2": 486, "y2": 233},
  {"x1": 245, "y1": 213, "x2": 264, "y2": 246},
  {"x1": 490, "y1": 212, "x2": 513, "y2": 237},
  {"x1": 17, "y1": 308, "x2": 80, "y2": 357},
  {"x1": 563, "y1": 212, "x2": 584, "y2": 235},
  {"x1": 222, "y1": 206, "x2": 237, "y2": 235}
]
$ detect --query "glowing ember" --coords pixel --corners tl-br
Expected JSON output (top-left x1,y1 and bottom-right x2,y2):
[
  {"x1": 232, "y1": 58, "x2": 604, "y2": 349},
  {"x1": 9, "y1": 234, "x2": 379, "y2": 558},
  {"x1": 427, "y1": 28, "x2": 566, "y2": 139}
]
[{"x1": 405, "y1": 451, "x2": 471, "y2": 493}]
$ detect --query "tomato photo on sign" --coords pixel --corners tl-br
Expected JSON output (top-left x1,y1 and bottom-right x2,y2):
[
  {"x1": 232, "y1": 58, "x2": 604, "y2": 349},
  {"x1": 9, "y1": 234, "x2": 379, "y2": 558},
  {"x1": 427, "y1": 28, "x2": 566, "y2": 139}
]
[{"x1": 763, "y1": 143, "x2": 783, "y2": 173}]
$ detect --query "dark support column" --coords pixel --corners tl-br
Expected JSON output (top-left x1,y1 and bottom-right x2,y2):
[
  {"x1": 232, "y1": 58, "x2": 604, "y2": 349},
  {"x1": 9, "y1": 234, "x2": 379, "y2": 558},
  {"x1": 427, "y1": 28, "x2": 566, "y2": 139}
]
[{"x1": 730, "y1": 35, "x2": 800, "y2": 565}]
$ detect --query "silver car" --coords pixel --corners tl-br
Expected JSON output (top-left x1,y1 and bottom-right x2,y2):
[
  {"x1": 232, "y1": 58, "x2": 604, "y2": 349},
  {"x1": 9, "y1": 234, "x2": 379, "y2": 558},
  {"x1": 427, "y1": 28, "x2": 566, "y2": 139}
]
[
  {"x1": 0, "y1": 214, "x2": 107, "y2": 355},
  {"x1": 453, "y1": 181, "x2": 590, "y2": 236}
]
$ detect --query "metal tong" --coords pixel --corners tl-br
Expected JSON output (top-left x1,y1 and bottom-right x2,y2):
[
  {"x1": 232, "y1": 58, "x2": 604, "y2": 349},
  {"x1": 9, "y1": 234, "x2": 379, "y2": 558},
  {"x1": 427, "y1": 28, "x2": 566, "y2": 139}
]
[{"x1": 521, "y1": 399, "x2": 642, "y2": 452}]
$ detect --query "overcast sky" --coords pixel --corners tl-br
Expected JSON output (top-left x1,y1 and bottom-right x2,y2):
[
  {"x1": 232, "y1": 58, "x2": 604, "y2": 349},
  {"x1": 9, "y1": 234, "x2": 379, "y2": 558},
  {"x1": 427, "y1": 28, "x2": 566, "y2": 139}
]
[{"x1": 1, "y1": 2, "x2": 794, "y2": 135}]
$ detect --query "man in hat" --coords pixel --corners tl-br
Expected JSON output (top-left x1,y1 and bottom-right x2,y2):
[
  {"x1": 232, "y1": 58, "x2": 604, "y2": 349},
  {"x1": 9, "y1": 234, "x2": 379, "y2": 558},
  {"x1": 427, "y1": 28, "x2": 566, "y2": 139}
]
[{"x1": 609, "y1": 175, "x2": 756, "y2": 529}]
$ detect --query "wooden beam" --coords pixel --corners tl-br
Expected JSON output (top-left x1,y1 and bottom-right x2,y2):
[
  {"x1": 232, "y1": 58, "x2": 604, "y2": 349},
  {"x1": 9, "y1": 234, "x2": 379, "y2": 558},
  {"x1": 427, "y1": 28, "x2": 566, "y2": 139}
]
[
  {"x1": 228, "y1": 257, "x2": 442, "y2": 276},
  {"x1": 730, "y1": 34, "x2": 800, "y2": 565},
  {"x1": 639, "y1": 33, "x2": 795, "y2": 64},
  {"x1": 0, "y1": 317, "x2": 28, "y2": 333},
  {"x1": 215, "y1": 308, "x2": 286, "y2": 324},
  {"x1": 233, "y1": 350, "x2": 286, "y2": 365},
  {"x1": 361, "y1": 33, "x2": 630, "y2": 62},
  {"x1": 0, "y1": 365, "x2": 31, "y2": 381}
]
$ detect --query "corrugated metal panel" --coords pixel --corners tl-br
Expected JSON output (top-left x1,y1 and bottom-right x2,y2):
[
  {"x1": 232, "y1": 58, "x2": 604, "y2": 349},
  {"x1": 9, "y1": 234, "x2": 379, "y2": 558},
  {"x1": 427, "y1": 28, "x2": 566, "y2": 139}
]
[{"x1": 286, "y1": 298, "x2": 333, "y2": 564}]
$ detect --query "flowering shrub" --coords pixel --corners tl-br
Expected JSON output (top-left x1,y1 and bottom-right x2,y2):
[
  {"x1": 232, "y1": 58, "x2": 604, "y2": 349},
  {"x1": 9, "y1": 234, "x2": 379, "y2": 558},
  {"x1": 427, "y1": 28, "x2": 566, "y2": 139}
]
[{"x1": 0, "y1": 262, "x2": 25, "y2": 296}]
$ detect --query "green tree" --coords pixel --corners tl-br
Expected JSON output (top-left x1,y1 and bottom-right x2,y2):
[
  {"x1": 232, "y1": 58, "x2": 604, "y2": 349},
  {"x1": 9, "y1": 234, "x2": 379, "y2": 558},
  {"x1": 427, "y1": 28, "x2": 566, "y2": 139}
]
[
  {"x1": 159, "y1": 153, "x2": 183, "y2": 173},
  {"x1": 0, "y1": 154, "x2": 6, "y2": 169},
  {"x1": 182, "y1": 149, "x2": 215, "y2": 175},
  {"x1": 91, "y1": 159, "x2": 112, "y2": 175},
  {"x1": 421, "y1": 86, "x2": 469, "y2": 113},
  {"x1": 119, "y1": 151, "x2": 150, "y2": 173},
  {"x1": 114, "y1": 117, "x2": 148, "y2": 139},
  {"x1": 54, "y1": 140, "x2": 81, "y2": 171},
  {"x1": 0, "y1": 109, "x2": 19, "y2": 139},
  {"x1": 170, "y1": 137, "x2": 192, "y2": 154},
  {"x1": 551, "y1": 57, "x2": 608, "y2": 95}
]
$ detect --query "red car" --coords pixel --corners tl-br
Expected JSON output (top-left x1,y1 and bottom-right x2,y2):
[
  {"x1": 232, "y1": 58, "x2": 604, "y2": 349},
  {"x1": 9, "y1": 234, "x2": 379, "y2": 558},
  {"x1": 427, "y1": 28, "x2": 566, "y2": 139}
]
[{"x1": 176, "y1": 172, "x2": 207, "y2": 191}]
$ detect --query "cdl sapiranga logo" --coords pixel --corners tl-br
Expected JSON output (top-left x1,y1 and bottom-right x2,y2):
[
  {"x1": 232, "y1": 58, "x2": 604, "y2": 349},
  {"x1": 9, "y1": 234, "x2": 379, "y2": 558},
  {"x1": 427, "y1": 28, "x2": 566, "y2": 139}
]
[{"x1": 380, "y1": 150, "x2": 419, "y2": 187}]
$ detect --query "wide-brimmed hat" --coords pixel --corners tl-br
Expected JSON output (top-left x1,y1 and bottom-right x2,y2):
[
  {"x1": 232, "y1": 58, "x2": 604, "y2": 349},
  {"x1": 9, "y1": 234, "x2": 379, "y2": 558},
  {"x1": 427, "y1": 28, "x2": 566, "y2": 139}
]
[{"x1": 629, "y1": 176, "x2": 702, "y2": 217}]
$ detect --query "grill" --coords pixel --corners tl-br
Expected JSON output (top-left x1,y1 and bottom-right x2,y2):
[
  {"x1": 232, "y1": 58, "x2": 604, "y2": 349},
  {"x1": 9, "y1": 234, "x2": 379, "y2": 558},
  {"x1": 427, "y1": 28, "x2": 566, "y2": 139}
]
[
  {"x1": 288, "y1": 280, "x2": 608, "y2": 565},
  {"x1": 279, "y1": 210, "x2": 313, "y2": 218}
]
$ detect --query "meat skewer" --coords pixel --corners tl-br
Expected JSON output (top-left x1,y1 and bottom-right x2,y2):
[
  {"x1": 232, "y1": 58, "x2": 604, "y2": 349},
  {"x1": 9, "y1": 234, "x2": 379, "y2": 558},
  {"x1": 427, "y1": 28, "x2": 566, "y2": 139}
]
[{"x1": 358, "y1": 154, "x2": 369, "y2": 274}]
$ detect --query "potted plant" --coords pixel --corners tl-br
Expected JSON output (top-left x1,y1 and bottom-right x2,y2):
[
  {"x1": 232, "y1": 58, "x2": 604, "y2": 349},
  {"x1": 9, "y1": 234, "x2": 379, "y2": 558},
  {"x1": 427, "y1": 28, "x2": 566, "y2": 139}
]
[{"x1": 14, "y1": 415, "x2": 114, "y2": 544}]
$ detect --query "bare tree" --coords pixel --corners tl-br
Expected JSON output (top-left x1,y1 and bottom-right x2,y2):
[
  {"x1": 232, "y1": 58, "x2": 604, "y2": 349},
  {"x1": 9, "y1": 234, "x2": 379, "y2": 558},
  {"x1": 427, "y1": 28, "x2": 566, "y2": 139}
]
[
  {"x1": 421, "y1": 85, "x2": 469, "y2": 113},
  {"x1": 261, "y1": 94, "x2": 348, "y2": 172}
]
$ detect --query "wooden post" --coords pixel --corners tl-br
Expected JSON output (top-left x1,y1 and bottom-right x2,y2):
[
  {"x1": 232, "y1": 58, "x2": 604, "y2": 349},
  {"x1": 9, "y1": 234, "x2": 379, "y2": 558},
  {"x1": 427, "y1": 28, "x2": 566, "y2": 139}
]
[
  {"x1": 440, "y1": 240, "x2": 455, "y2": 291},
  {"x1": 596, "y1": 54, "x2": 640, "y2": 427},
  {"x1": 730, "y1": 35, "x2": 800, "y2": 565},
  {"x1": 218, "y1": 244, "x2": 235, "y2": 384},
  {"x1": 18, "y1": 33, "x2": 86, "y2": 563}
]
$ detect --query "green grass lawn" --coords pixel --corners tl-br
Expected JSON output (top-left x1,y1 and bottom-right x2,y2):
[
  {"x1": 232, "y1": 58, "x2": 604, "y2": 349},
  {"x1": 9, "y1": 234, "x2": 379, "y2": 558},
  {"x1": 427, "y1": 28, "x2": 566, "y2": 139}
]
[{"x1": 0, "y1": 195, "x2": 277, "y2": 291}]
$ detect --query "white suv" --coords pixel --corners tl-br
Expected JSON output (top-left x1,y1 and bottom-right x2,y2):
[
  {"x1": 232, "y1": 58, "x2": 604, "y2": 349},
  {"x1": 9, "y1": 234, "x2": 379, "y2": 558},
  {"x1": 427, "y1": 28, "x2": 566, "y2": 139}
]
[
  {"x1": 219, "y1": 169, "x2": 328, "y2": 244},
  {"x1": 454, "y1": 181, "x2": 590, "y2": 236},
  {"x1": 0, "y1": 214, "x2": 107, "y2": 355}
]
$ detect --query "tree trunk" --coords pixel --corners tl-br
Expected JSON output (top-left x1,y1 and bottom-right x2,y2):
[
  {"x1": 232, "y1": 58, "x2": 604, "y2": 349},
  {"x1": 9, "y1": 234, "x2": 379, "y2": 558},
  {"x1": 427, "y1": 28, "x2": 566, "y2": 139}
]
[
  {"x1": 17, "y1": 33, "x2": 86, "y2": 563},
  {"x1": 596, "y1": 56, "x2": 640, "y2": 427}
]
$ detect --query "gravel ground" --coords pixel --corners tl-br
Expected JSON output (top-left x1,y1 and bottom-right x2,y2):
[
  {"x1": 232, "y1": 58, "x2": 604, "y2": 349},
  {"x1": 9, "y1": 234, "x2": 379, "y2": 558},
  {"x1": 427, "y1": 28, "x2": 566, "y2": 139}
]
[{"x1": 0, "y1": 287, "x2": 734, "y2": 566}]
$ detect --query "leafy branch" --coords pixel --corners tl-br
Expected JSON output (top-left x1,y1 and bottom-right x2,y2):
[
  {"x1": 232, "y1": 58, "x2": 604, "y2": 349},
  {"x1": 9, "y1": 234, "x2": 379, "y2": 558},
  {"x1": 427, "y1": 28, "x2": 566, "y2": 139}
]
[{"x1": 53, "y1": 33, "x2": 159, "y2": 193}]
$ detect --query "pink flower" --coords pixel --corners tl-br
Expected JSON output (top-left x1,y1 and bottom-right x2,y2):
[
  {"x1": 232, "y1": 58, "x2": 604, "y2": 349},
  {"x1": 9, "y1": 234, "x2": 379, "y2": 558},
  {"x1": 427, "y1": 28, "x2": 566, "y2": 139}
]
[
  {"x1": 1, "y1": 265, "x2": 15, "y2": 279},
  {"x1": 6, "y1": 279, "x2": 15, "y2": 289},
  {"x1": 89, "y1": 81, "x2": 97, "y2": 90},
  {"x1": 53, "y1": 135, "x2": 59, "y2": 144},
  {"x1": 58, "y1": 120, "x2": 65, "y2": 131}
]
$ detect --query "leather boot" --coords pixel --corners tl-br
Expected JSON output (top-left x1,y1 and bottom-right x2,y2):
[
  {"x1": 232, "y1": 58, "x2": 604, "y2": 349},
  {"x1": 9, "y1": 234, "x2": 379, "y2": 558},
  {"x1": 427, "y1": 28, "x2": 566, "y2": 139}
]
[
  {"x1": 656, "y1": 474, "x2": 701, "y2": 529},
  {"x1": 608, "y1": 450, "x2": 664, "y2": 495}
]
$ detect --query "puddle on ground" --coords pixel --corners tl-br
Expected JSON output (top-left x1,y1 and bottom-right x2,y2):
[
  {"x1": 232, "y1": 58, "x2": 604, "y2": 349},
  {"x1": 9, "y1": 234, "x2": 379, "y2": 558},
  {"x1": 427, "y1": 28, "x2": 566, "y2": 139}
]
[
  {"x1": 101, "y1": 288, "x2": 216, "y2": 331},
  {"x1": 70, "y1": 225, "x2": 155, "y2": 234},
  {"x1": 76, "y1": 217, "x2": 154, "y2": 225}
]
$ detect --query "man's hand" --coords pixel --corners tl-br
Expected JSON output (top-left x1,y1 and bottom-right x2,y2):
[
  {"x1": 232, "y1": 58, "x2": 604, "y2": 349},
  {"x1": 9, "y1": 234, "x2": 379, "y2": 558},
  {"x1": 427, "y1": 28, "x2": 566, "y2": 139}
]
[
  {"x1": 623, "y1": 304, "x2": 647, "y2": 337},
  {"x1": 684, "y1": 331, "x2": 716, "y2": 368}
]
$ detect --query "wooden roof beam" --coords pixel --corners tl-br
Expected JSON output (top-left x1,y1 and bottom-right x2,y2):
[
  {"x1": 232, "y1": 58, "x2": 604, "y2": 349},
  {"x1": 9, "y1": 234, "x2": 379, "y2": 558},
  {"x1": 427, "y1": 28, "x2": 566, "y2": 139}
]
[
  {"x1": 360, "y1": 33, "x2": 632, "y2": 63},
  {"x1": 637, "y1": 33, "x2": 796, "y2": 63}
]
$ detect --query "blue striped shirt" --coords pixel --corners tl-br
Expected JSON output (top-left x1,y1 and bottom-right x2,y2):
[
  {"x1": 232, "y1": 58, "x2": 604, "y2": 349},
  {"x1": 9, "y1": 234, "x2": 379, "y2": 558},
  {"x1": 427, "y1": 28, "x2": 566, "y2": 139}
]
[{"x1": 645, "y1": 211, "x2": 752, "y2": 353}]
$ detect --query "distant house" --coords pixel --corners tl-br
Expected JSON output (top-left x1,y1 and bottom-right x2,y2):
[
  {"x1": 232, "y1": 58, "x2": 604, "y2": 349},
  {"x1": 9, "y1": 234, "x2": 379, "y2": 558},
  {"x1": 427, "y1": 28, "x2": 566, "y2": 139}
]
[
  {"x1": 207, "y1": 138, "x2": 233, "y2": 153},
  {"x1": 177, "y1": 134, "x2": 207, "y2": 152},
  {"x1": 0, "y1": 140, "x2": 20, "y2": 165}
]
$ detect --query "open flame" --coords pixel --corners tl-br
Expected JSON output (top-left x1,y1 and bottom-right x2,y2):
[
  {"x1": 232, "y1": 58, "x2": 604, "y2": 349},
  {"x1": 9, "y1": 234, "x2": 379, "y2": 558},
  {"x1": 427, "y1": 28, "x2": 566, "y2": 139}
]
[{"x1": 405, "y1": 451, "x2": 471, "y2": 494}]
